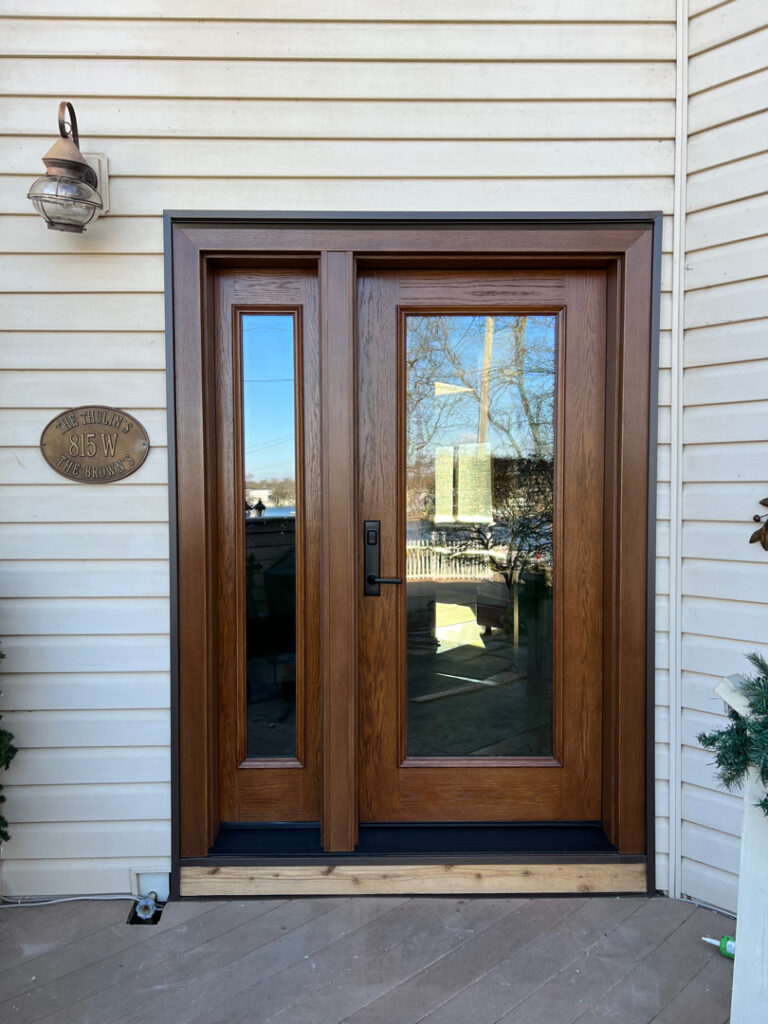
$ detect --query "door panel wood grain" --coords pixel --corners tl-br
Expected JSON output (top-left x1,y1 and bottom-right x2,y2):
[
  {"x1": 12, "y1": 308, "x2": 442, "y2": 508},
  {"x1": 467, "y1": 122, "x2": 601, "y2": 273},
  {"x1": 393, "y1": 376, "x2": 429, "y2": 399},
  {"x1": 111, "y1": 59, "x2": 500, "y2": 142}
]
[
  {"x1": 358, "y1": 268, "x2": 606, "y2": 823},
  {"x1": 214, "y1": 268, "x2": 321, "y2": 823}
]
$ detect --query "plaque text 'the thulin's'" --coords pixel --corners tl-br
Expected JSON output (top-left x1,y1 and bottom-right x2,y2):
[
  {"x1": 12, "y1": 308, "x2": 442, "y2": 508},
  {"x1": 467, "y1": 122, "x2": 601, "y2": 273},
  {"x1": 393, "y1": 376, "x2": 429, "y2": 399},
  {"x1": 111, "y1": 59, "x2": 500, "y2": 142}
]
[{"x1": 40, "y1": 405, "x2": 150, "y2": 484}]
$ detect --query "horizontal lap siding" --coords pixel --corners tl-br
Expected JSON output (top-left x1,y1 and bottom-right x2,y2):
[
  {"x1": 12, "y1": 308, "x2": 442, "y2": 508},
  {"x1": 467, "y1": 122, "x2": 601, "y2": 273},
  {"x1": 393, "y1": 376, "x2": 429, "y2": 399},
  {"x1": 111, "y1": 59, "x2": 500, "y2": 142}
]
[
  {"x1": 0, "y1": 2, "x2": 675, "y2": 896},
  {"x1": 679, "y1": 0, "x2": 768, "y2": 913}
]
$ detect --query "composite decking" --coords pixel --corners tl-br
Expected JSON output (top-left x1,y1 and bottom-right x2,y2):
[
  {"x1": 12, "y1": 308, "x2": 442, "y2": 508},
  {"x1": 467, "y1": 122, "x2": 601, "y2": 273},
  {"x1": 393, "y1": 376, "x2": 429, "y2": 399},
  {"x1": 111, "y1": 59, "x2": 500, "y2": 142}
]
[{"x1": 0, "y1": 895, "x2": 733, "y2": 1023}]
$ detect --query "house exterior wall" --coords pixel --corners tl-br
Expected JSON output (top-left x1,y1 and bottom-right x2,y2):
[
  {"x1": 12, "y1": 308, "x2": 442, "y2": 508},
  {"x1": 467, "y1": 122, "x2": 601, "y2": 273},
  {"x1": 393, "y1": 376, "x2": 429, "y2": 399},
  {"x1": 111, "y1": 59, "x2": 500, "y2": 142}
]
[
  {"x1": 676, "y1": 0, "x2": 768, "y2": 912},
  {"x1": 0, "y1": 0, "x2": 762, "y2": 912}
]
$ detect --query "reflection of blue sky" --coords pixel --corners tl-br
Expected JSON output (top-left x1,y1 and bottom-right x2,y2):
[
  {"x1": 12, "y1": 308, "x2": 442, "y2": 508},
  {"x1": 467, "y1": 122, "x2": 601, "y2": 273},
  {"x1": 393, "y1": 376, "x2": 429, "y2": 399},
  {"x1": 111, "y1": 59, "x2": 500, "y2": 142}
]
[
  {"x1": 242, "y1": 314, "x2": 296, "y2": 480},
  {"x1": 407, "y1": 315, "x2": 555, "y2": 458}
]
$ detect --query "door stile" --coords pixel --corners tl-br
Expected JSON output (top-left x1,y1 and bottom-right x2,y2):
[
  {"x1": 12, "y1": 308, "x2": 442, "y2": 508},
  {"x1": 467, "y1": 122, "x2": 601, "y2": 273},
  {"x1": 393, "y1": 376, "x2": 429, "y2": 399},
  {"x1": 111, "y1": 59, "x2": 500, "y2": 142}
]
[
  {"x1": 550, "y1": 304, "x2": 566, "y2": 770},
  {"x1": 559, "y1": 270, "x2": 606, "y2": 817},
  {"x1": 320, "y1": 251, "x2": 359, "y2": 851}
]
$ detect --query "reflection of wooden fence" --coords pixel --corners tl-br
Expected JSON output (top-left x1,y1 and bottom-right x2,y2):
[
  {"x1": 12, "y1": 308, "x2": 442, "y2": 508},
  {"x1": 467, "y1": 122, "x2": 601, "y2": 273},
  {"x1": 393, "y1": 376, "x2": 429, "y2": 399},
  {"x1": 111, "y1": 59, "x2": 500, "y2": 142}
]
[{"x1": 406, "y1": 539, "x2": 496, "y2": 581}]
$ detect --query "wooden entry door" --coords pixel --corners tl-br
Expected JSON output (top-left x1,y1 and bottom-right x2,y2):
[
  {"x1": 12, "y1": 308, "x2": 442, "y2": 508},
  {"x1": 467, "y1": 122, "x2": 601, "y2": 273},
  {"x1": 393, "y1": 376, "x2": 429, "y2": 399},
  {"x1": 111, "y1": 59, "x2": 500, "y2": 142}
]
[
  {"x1": 173, "y1": 216, "x2": 655, "y2": 873},
  {"x1": 358, "y1": 268, "x2": 606, "y2": 823}
]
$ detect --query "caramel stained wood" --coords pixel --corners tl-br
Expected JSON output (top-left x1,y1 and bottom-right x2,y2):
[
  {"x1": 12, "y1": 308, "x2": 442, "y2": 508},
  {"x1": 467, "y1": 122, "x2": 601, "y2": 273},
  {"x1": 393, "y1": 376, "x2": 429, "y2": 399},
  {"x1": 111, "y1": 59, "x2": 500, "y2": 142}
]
[
  {"x1": 214, "y1": 268, "x2": 322, "y2": 823},
  {"x1": 174, "y1": 224, "x2": 217, "y2": 857},
  {"x1": 358, "y1": 268, "x2": 605, "y2": 823},
  {"x1": 180, "y1": 861, "x2": 647, "y2": 896},
  {"x1": 172, "y1": 218, "x2": 655, "y2": 862},
  {"x1": 180, "y1": 224, "x2": 650, "y2": 259},
  {"x1": 320, "y1": 250, "x2": 359, "y2": 852},
  {"x1": 613, "y1": 230, "x2": 653, "y2": 854}
]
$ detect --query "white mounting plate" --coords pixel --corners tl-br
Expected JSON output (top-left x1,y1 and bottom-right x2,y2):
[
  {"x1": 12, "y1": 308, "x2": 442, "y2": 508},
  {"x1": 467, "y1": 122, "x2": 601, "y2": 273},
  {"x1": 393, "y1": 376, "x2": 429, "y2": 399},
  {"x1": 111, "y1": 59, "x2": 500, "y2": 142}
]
[{"x1": 83, "y1": 152, "x2": 109, "y2": 218}]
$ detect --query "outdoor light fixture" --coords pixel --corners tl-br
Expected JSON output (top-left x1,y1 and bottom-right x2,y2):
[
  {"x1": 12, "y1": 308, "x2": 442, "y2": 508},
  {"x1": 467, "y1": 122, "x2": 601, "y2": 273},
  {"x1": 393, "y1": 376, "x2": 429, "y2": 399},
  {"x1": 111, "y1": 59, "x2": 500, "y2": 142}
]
[{"x1": 27, "y1": 101, "x2": 104, "y2": 232}]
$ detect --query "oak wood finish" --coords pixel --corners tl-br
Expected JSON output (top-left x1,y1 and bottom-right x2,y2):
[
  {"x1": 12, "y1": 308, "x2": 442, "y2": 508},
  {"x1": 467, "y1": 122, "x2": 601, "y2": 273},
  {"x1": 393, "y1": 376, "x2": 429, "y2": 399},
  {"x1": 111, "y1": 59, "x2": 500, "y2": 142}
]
[
  {"x1": 215, "y1": 269, "x2": 322, "y2": 823},
  {"x1": 180, "y1": 861, "x2": 647, "y2": 896},
  {"x1": 174, "y1": 225, "x2": 218, "y2": 857},
  {"x1": 170, "y1": 216, "x2": 656, "y2": 868},
  {"x1": 358, "y1": 269, "x2": 605, "y2": 823},
  {"x1": 320, "y1": 251, "x2": 359, "y2": 852},
  {"x1": 614, "y1": 230, "x2": 653, "y2": 853}
]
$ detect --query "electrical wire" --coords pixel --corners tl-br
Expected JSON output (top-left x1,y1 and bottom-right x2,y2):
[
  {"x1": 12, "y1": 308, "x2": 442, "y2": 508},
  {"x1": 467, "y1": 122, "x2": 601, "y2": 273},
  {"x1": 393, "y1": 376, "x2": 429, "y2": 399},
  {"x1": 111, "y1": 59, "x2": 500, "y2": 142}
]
[{"x1": 0, "y1": 893, "x2": 140, "y2": 908}]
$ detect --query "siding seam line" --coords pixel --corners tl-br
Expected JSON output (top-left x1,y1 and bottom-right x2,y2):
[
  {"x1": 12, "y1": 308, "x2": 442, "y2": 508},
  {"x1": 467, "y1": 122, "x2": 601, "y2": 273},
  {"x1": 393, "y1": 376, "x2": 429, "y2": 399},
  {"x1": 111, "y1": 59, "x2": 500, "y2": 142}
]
[{"x1": 667, "y1": 0, "x2": 689, "y2": 900}]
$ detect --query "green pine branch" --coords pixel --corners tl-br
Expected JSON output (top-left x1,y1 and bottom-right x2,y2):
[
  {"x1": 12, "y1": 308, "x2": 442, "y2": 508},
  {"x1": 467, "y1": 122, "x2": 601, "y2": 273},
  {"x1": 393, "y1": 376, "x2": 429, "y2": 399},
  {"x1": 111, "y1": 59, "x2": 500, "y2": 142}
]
[
  {"x1": 698, "y1": 651, "x2": 768, "y2": 817},
  {"x1": 0, "y1": 642, "x2": 17, "y2": 843}
]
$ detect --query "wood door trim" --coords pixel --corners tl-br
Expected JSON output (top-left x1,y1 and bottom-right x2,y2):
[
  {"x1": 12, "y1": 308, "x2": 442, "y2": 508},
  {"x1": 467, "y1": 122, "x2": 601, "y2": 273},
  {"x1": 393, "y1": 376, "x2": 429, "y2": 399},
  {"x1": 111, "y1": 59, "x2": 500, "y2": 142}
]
[{"x1": 168, "y1": 214, "x2": 659, "y2": 894}]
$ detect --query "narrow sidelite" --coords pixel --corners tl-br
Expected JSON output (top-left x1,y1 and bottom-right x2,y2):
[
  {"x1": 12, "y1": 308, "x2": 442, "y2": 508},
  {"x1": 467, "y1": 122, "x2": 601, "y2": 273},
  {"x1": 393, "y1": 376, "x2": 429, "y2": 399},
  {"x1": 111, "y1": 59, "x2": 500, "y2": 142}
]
[{"x1": 240, "y1": 312, "x2": 300, "y2": 759}]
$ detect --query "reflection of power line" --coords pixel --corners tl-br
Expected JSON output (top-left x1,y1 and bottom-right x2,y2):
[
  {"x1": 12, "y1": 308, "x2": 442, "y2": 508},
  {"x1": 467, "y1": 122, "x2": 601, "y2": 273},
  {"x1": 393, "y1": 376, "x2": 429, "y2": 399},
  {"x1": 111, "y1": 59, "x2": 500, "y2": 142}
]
[
  {"x1": 242, "y1": 324, "x2": 293, "y2": 332},
  {"x1": 243, "y1": 377, "x2": 294, "y2": 382},
  {"x1": 244, "y1": 434, "x2": 293, "y2": 452}
]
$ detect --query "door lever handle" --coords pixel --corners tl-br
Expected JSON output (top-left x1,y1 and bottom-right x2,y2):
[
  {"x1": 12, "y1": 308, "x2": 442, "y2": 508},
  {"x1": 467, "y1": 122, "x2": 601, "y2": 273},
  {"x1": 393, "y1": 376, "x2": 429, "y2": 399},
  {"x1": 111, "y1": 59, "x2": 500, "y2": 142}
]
[{"x1": 364, "y1": 520, "x2": 402, "y2": 596}]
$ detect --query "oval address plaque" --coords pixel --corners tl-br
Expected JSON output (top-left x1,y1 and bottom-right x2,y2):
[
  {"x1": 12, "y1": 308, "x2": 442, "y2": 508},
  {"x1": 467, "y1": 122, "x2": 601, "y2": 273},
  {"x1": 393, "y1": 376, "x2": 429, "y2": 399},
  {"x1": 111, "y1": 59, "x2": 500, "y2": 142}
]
[{"x1": 40, "y1": 406, "x2": 150, "y2": 484}]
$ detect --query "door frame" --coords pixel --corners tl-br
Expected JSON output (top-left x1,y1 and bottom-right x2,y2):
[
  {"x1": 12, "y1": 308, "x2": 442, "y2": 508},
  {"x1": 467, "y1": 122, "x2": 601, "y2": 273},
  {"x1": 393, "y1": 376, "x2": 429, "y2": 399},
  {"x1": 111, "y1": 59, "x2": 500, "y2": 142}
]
[{"x1": 164, "y1": 212, "x2": 661, "y2": 899}]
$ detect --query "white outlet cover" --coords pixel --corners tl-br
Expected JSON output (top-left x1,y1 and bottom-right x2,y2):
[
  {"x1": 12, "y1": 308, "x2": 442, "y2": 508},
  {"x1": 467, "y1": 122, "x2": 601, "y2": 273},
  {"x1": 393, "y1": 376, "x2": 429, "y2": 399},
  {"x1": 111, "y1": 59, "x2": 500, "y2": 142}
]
[{"x1": 130, "y1": 866, "x2": 170, "y2": 902}]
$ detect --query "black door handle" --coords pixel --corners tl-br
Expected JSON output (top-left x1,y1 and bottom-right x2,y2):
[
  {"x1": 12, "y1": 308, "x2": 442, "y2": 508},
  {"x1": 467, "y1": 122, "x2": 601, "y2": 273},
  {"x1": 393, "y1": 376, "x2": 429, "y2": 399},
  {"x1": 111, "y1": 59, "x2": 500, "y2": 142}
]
[{"x1": 363, "y1": 520, "x2": 402, "y2": 596}]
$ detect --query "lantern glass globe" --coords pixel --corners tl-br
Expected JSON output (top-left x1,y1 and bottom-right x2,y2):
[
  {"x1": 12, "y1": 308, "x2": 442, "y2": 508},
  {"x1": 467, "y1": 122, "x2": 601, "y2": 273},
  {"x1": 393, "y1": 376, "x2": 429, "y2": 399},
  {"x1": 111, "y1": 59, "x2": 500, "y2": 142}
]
[{"x1": 27, "y1": 174, "x2": 102, "y2": 233}]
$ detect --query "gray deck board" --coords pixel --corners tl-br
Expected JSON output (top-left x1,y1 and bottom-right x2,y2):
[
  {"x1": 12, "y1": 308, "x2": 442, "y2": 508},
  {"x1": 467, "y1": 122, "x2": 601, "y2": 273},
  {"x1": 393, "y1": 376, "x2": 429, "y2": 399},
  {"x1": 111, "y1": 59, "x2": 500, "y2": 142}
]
[
  {"x1": 579, "y1": 906, "x2": 733, "y2": 1024},
  {"x1": 491, "y1": 897, "x2": 699, "y2": 1024},
  {"x1": 0, "y1": 899, "x2": 223, "y2": 1003},
  {"x1": 196, "y1": 897, "x2": 530, "y2": 1024},
  {"x1": 0, "y1": 896, "x2": 734, "y2": 1024},
  {"x1": 0, "y1": 899, "x2": 134, "y2": 972},
  {"x1": 25, "y1": 897, "x2": 340, "y2": 1024},
  {"x1": 113, "y1": 897, "x2": 414, "y2": 1024}
]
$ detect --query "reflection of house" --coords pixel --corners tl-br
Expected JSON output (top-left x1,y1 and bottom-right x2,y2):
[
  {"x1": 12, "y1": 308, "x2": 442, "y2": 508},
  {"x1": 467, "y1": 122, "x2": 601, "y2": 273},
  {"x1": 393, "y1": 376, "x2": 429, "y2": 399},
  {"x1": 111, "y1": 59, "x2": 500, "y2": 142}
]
[{"x1": 245, "y1": 488, "x2": 271, "y2": 509}]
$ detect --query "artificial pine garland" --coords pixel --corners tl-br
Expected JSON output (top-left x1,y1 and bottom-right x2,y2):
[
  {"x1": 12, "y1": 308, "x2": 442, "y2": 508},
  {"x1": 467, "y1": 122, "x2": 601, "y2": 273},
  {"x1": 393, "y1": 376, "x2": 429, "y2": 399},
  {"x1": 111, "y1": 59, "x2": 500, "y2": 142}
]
[
  {"x1": 0, "y1": 643, "x2": 18, "y2": 842},
  {"x1": 698, "y1": 651, "x2": 768, "y2": 817}
]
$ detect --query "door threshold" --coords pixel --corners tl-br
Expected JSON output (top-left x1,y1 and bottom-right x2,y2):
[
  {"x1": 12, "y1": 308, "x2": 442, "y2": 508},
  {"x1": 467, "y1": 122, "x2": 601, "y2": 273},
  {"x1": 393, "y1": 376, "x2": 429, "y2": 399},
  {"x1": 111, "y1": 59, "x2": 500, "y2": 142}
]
[
  {"x1": 180, "y1": 821, "x2": 648, "y2": 896},
  {"x1": 207, "y1": 821, "x2": 620, "y2": 859},
  {"x1": 179, "y1": 860, "x2": 648, "y2": 896}
]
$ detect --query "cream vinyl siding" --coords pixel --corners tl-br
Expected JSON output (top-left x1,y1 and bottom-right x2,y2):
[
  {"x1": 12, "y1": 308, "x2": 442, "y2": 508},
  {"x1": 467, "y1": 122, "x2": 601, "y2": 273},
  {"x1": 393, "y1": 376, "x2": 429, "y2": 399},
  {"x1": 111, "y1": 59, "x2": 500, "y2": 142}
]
[
  {"x1": 0, "y1": 1, "x2": 679, "y2": 896},
  {"x1": 679, "y1": 0, "x2": 768, "y2": 913}
]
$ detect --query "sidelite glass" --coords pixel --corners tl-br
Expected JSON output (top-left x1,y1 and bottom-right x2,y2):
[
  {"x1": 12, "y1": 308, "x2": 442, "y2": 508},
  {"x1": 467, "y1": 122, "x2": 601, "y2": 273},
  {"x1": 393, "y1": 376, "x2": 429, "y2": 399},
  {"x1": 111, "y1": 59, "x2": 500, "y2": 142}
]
[
  {"x1": 241, "y1": 313, "x2": 298, "y2": 758},
  {"x1": 405, "y1": 314, "x2": 555, "y2": 757}
]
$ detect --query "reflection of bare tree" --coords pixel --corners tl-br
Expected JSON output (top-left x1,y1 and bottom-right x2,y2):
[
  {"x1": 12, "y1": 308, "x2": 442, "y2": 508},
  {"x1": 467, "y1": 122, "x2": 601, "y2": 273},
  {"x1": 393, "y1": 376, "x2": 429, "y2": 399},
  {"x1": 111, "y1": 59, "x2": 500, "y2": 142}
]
[
  {"x1": 473, "y1": 456, "x2": 554, "y2": 587},
  {"x1": 406, "y1": 314, "x2": 555, "y2": 466},
  {"x1": 406, "y1": 314, "x2": 555, "y2": 528}
]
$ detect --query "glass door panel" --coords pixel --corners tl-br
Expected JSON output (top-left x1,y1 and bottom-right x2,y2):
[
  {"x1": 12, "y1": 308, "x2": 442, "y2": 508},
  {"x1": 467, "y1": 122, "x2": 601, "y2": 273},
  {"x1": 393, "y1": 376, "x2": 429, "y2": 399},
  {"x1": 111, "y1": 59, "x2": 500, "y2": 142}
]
[
  {"x1": 241, "y1": 313, "x2": 299, "y2": 758},
  {"x1": 405, "y1": 314, "x2": 555, "y2": 758}
]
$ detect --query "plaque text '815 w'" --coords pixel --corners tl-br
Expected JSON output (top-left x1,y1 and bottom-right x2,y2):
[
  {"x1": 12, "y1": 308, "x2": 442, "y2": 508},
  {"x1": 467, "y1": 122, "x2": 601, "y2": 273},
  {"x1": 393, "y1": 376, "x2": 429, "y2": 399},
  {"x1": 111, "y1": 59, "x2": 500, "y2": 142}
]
[{"x1": 40, "y1": 406, "x2": 150, "y2": 483}]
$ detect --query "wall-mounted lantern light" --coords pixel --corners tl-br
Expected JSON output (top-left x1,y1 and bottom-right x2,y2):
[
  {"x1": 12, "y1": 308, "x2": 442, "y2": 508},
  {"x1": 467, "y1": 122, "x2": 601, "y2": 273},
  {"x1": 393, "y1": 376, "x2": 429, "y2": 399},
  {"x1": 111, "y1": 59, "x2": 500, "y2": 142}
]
[{"x1": 27, "y1": 101, "x2": 105, "y2": 232}]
